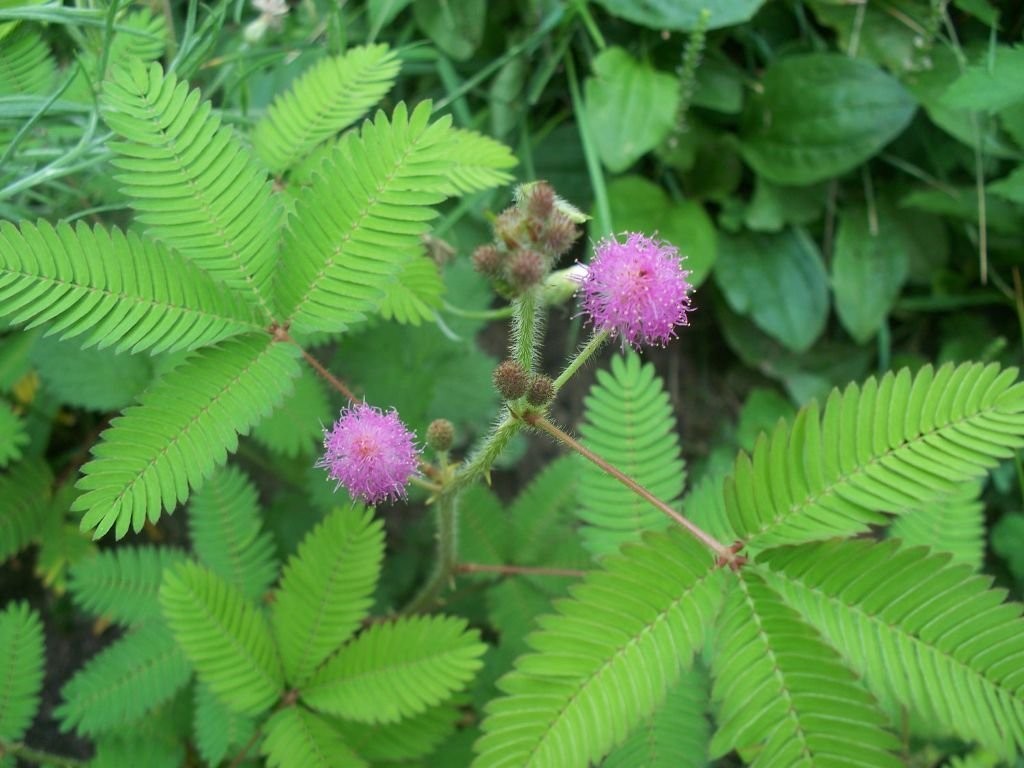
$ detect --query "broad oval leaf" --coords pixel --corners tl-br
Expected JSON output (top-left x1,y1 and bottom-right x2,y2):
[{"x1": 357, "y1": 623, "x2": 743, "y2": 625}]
[
  {"x1": 832, "y1": 203, "x2": 911, "y2": 343},
  {"x1": 590, "y1": 0, "x2": 766, "y2": 31},
  {"x1": 740, "y1": 53, "x2": 916, "y2": 184},
  {"x1": 714, "y1": 228, "x2": 829, "y2": 353},
  {"x1": 584, "y1": 47, "x2": 678, "y2": 173}
]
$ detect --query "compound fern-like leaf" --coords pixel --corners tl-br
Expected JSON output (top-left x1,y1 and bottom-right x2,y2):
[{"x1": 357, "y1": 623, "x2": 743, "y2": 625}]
[
  {"x1": 0, "y1": 602, "x2": 44, "y2": 745},
  {"x1": 74, "y1": 333, "x2": 301, "y2": 539},
  {"x1": 261, "y1": 707, "x2": 367, "y2": 768},
  {"x1": 56, "y1": 620, "x2": 191, "y2": 736},
  {"x1": 276, "y1": 101, "x2": 451, "y2": 333},
  {"x1": 603, "y1": 666, "x2": 710, "y2": 768},
  {"x1": 67, "y1": 545, "x2": 187, "y2": 626},
  {"x1": 193, "y1": 683, "x2": 256, "y2": 767},
  {"x1": 272, "y1": 505, "x2": 384, "y2": 686},
  {"x1": 300, "y1": 615, "x2": 485, "y2": 723},
  {"x1": 160, "y1": 561, "x2": 284, "y2": 716},
  {"x1": 336, "y1": 701, "x2": 460, "y2": 763},
  {"x1": 0, "y1": 459, "x2": 51, "y2": 562},
  {"x1": 726, "y1": 362, "x2": 1024, "y2": 550},
  {"x1": 760, "y1": 539, "x2": 1024, "y2": 757},
  {"x1": 252, "y1": 44, "x2": 400, "y2": 175},
  {"x1": 473, "y1": 529, "x2": 725, "y2": 768},
  {"x1": 0, "y1": 25, "x2": 55, "y2": 95},
  {"x1": 188, "y1": 465, "x2": 278, "y2": 601},
  {"x1": 376, "y1": 255, "x2": 445, "y2": 326},
  {"x1": 888, "y1": 480, "x2": 984, "y2": 569},
  {"x1": 711, "y1": 570, "x2": 900, "y2": 766},
  {"x1": 101, "y1": 60, "x2": 282, "y2": 314},
  {"x1": 252, "y1": 365, "x2": 330, "y2": 457},
  {"x1": 432, "y1": 128, "x2": 518, "y2": 196},
  {"x1": 577, "y1": 353, "x2": 686, "y2": 557},
  {"x1": 0, "y1": 403, "x2": 26, "y2": 468},
  {"x1": 0, "y1": 220, "x2": 262, "y2": 354}
]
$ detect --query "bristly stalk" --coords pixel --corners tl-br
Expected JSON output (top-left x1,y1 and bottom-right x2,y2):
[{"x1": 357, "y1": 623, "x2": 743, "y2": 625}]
[
  {"x1": 511, "y1": 288, "x2": 543, "y2": 372},
  {"x1": 403, "y1": 491, "x2": 460, "y2": 614},
  {"x1": 553, "y1": 330, "x2": 610, "y2": 394},
  {"x1": 673, "y1": 9, "x2": 710, "y2": 138}
]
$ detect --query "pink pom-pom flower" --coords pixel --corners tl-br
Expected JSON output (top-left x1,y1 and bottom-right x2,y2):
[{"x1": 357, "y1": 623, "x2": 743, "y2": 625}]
[
  {"x1": 316, "y1": 403, "x2": 419, "y2": 504},
  {"x1": 578, "y1": 232, "x2": 693, "y2": 348}
]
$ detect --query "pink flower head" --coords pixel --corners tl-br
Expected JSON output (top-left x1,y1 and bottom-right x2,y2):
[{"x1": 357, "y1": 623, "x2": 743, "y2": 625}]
[
  {"x1": 578, "y1": 233, "x2": 692, "y2": 347},
  {"x1": 316, "y1": 403, "x2": 419, "y2": 504}
]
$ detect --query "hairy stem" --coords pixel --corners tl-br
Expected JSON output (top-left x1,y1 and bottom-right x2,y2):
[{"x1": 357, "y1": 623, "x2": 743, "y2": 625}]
[
  {"x1": 274, "y1": 328, "x2": 358, "y2": 402},
  {"x1": 524, "y1": 413, "x2": 731, "y2": 559},
  {"x1": 512, "y1": 290, "x2": 542, "y2": 372},
  {"x1": 447, "y1": 413, "x2": 521, "y2": 496},
  {"x1": 457, "y1": 562, "x2": 586, "y2": 578},
  {"x1": 553, "y1": 330, "x2": 610, "y2": 394},
  {"x1": 404, "y1": 491, "x2": 460, "y2": 613},
  {"x1": 0, "y1": 741, "x2": 86, "y2": 767}
]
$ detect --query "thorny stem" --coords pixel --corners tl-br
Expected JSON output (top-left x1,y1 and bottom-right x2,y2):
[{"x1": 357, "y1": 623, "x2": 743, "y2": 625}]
[
  {"x1": 0, "y1": 741, "x2": 85, "y2": 767},
  {"x1": 523, "y1": 412, "x2": 734, "y2": 561},
  {"x1": 445, "y1": 413, "x2": 521, "y2": 496},
  {"x1": 457, "y1": 562, "x2": 586, "y2": 578},
  {"x1": 552, "y1": 330, "x2": 610, "y2": 394},
  {"x1": 404, "y1": 491, "x2": 460, "y2": 614}
]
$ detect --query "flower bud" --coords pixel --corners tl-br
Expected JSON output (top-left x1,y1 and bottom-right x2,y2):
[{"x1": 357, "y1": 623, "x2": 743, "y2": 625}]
[
  {"x1": 507, "y1": 249, "x2": 545, "y2": 291},
  {"x1": 543, "y1": 211, "x2": 581, "y2": 257},
  {"x1": 472, "y1": 244, "x2": 503, "y2": 277},
  {"x1": 426, "y1": 419, "x2": 455, "y2": 452},
  {"x1": 527, "y1": 181, "x2": 555, "y2": 220},
  {"x1": 526, "y1": 375, "x2": 555, "y2": 406},
  {"x1": 494, "y1": 208, "x2": 525, "y2": 250},
  {"x1": 493, "y1": 359, "x2": 529, "y2": 401}
]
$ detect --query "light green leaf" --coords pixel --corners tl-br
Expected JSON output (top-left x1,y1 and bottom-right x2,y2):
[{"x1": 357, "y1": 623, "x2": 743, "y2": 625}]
[
  {"x1": 584, "y1": 47, "x2": 678, "y2": 173},
  {"x1": 193, "y1": 683, "x2": 256, "y2": 767},
  {"x1": 300, "y1": 615, "x2": 485, "y2": 723},
  {"x1": 261, "y1": 707, "x2": 367, "y2": 768},
  {"x1": 714, "y1": 228, "x2": 828, "y2": 353},
  {"x1": 272, "y1": 506, "x2": 384, "y2": 686},
  {"x1": 942, "y1": 46, "x2": 1024, "y2": 112},
  {"x1": 0, "y1": 402, "x2": 26, "y2": 468},
  {"x1": 31, "y1": 335, "x2": 153, "y2": 412},
  {"x1": 161, "y1": 562, "x2": 284, "y2": 716},
  {"x1": 0, "y1": 602, "x2": 44, "y2": 742},
  {"x1": 67, "y1": 545, "x2": 187, "y2": 625},
  {"x1": 741, "y1": 54, "x2": 915, "y2": 184},
  {"x1": 832, "y1": 203, "x2": 911, "y2": 343}
]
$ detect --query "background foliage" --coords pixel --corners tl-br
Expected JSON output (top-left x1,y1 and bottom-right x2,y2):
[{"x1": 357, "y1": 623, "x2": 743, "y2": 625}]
[{"x1": 2, "y1": 0, "x2": 1024, "y2": 766}]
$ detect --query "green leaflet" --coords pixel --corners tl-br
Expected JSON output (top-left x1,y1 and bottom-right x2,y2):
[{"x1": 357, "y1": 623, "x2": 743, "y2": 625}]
[
  {"x1": 272, "y1": 505, "x2": 384, "y2": 686},
  {"x1": 252, "y1": 44, "x2": 401, "y2": 175},
  {"x1": 722, "y1": 362, "x2": 1024, "y2": 551},
  {"x1": 30, "y1": 335, "x2": 153, "y2": 412},
  {"x1": 473, "y1": 529, "x2": 725, "y2": 768},
  {"x1": 188, "y1": 465, "x2": 279, "y2": 601},
  {"x1": 760, "y1": 539, "x2": 1024, "y2": 757},
  {"x1": 0, "y1": 459, "x2": 51, "y2": 562},
  {"x1": 711, "y1": 571, "x2": 900, "y2": 766},
  {"x1": 0, "y1": 602, "x2": 44, "y2": 744},
  {"x1": 67, "y1": 545, "x2": 187, "y2": 626},
  {"x1": 300, "y1": 615, "x2": 486, "y2": 723},
  {"x1": 576, "y1": 352, "x2": 685, "y2": 557},
  {"x1": 192, "y1": 684, "x2": 256, "y2": 767},
  {"x1": 261, "y1": 707, "x2": 367, "y2": 768},
  {"x1": 888, "y1": 480, "x2": 985, "y2": 570},
  {"x1": 74, "y1": 333, "x2": 302, "y2": 539},
  {"x1": 160, "y1": 561, "x2": 284, "y2": 716},
  {"x1": 56, "y1": 620, "x2": 192, "y2": 736},
  {"x1": 101, "y1": 60, "x2": 282, "y2": 315},
  {"x1": 603, "y1": 666, "x2": 710, "y2": 768},
  {"x1": 0, "y1": 220, "x2": 262, "y2": 355},
  {"x1": 0, "y1": 401, "x2": 26, "y2": 467},
  {"x1": 276, "y1": 101, "x2": 451, "y2": 333},
  {"x1": 335, "y1": 700, "x2": 460, "y2": 763},
  {"x1": 252, "y1": 365, "x2": 331, "y2": 457},
  {"x1": 0, "y1": 24, "x2": 54, "y2": 96}
]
